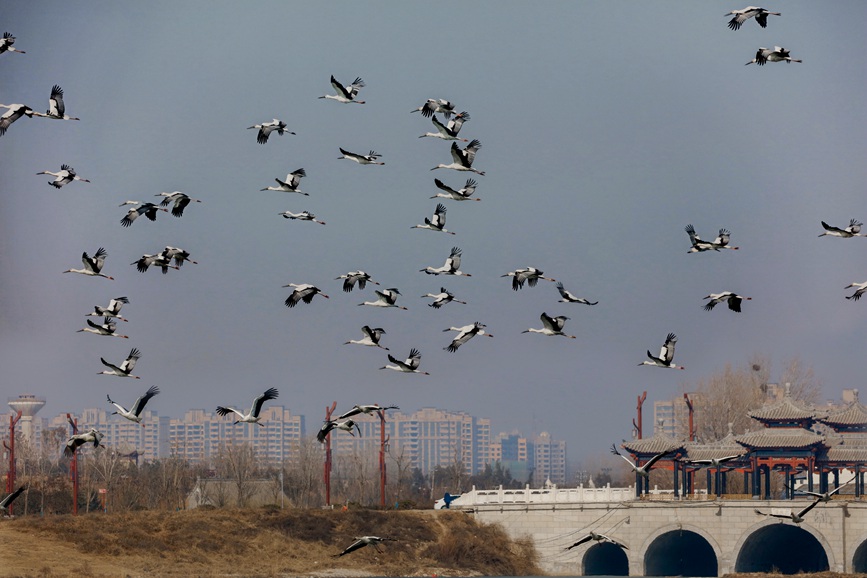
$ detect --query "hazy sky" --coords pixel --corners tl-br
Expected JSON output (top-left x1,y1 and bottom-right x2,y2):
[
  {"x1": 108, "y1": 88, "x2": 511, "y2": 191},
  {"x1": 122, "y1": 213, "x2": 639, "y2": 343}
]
[{"x1": 2, "y1": 1, "x2": 866, "y2": 466}]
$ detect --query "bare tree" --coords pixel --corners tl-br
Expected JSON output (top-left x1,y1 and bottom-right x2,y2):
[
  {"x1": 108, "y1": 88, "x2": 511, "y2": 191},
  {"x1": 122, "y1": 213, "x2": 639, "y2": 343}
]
[
  {"x1": 283, "y1": 438, "x2": 322, "y2": 507},
  {"x1": 216, "y1": 442, "x2": 259, "y2": 507}
]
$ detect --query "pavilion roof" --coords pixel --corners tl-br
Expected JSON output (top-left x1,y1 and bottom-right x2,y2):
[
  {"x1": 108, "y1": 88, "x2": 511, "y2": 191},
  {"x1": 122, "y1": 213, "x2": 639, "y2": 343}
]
[
  {"x1": 621, "y1": 420, "x2": 684, "y2": 455},
  {"x1": 817, "y1": 390, "x2": 867, "y2": 428},
  {"x1": 684, "y1": 424, "x2": 748, "y2": 461},
  {"x1": 735, "y1": 426, "x2": 824, "y2": 449},
  {"x1": 748, "y1": 385, "x2": 820, "y2": 423}
]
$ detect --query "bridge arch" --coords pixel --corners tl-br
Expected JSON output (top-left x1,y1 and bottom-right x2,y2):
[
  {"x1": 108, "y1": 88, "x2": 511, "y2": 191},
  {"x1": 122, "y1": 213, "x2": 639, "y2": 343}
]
[
  {"x1": 850, "y1": 531, "x2": 867, "y2": 572},
  {"x1": 582, "y1": 542, "x2": 629, "y2": 576},
  {"x1": 640, "y1": 523, "x2": 720, "y2": 577},
  {"x1": 734, "y1": 520, "x2": 832, "y2": 574}
]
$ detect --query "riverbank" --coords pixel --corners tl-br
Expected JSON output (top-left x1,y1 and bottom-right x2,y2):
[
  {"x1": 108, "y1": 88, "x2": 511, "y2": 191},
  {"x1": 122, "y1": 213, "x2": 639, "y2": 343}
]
[{"x1": 0, "y1": 508, "x2": 540, "y2": 577}]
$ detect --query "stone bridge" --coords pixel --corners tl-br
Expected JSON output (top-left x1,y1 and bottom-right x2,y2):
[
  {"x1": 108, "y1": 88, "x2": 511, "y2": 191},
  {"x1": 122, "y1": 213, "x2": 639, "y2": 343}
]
[{"x1": 452, "y1": 486, "x2": 867, "y2": 576}]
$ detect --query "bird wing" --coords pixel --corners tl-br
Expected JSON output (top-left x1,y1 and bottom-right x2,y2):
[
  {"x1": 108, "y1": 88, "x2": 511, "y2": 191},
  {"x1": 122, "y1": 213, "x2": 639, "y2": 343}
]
[
  {"x1": 433, "y1": 178, "x2": 456, "y2": 194},
  {"x1": 48, "y1": 85, "x2": 65, "y2": 117},
  {"x1": 540, "y1": 312, "x2": 557, "y2": 332},
  {"x1": 338, "y1": 406, "x2": 362, "y2": 420},
  {"x1": 565, "y1": 535, "x2": 592, "y2": 550},
  {"x1": 336, "y1": 539, "x2": 367, "y2": 557},
  {"x1": 727, "y1": 296, "x2": 743, "y2": 312},
  {"x1": 821, "y1": 221, "x2": 845, "y2": 234},
  {"x1": 100, "y1": 358, "x2": 124, "y2": 373},
  {"x1": 685, "y1": 225, "x2": 701, "y2": 247},
  {"x1": 449, "y1": 142, "x2": 463, "y2": 164},
  {"x1": 215, "y1": 406, "x2": 245, "y2": 419},
  {"x1": 406, "y1": 348, "x2": 422, "y2": 370},
  {"x1": 660, "y1": 333, "x2": 677, "y2": 363},
  {"x1": 317, "y1": 421, "x2": 336, "y2": 443},
  {"x1": 431, "y1": 203, "x2": 447, "y2": 228},
  {"x1": 330, "y1": 75, "x2": 351, "y2": 99},
  {"x1": 251, "y1": 387, "x2": 279, "y2": 416},
  {"x1": 643, "y1": 449, "x2": 673, "y2": 470},
  {"x1": 131, "y1": 385, "x2": 160, "y2": 415},
  {"x1": 797, "y1": 498, "x2": 821, "y2": 519},
  {"x1": 0, "y1": 485, "x2": 25, "y2": 509},
  {"x1": 447, "y1": 247, "x2": 462, "y2": 271}
]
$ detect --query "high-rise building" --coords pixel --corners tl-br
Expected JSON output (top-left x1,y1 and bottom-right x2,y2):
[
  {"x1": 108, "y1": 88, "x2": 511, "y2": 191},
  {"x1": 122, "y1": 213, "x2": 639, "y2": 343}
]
[{"x1": 329, "y1": 407, "x2": 491, "y2": 475}]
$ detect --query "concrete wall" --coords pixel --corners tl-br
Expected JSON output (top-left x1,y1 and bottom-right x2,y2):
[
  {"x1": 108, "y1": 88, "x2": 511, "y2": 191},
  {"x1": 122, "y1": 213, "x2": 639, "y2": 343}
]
[{"x1": 464, "y1": 499, "x2": 867, "y2": 576}]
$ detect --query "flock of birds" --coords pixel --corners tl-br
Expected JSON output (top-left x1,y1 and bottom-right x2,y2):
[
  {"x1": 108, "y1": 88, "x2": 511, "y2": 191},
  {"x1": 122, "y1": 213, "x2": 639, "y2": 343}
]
[{"x1": 0, "y1": 5, "x2": 862, "y2": 544}]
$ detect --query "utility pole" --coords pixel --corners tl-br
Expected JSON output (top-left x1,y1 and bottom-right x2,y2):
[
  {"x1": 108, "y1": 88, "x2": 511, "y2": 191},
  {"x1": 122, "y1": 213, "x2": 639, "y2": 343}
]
[
  {"x1": 633, "y1": 391, "x2": 647, "y2": 439},
  {"x1": 378, "y1": 409, "x2": 389, "y2": 508},
  {"x1": 323, "y1": 401, "x2": 336, "y2": 507},
  {"x1": 66, "y1": 414, "x2": 78, "y2": 515},
  {"x1": 5, "y1": 410, "x2": 22, "y2": 516},
  {"x1": 683, "y1": 393, "x2": 696, "y2": 441}
]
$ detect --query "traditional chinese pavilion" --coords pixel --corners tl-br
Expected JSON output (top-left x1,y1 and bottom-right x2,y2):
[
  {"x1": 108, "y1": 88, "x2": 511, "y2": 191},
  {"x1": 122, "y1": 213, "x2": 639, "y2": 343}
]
[{"x1": 620, "y1": 387, "x2": 867, "y2": 499}]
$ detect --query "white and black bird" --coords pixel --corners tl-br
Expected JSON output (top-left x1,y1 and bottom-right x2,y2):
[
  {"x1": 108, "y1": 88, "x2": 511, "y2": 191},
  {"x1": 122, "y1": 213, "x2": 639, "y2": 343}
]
[
  {"x1": 431, "y1": 178, "x2": 480, "y2": 201},
  {"x1": 754, "y1": 498, "x2": 821, "y2": 524},
  {"x1": 283, "y1": 283, "x2": 329, "y2": 307},
  {"x1": 380, "y1": 348, "x2": 429, "y2": 375},
  {"x1": 556, "y1": 282, "x2": 598, "y2": 305},
  {"x1": 317, "y1": 418, "x2": 361, "y2": 443},
  {"x1": 336, "y1": 271, "x2": 379, "y2": 293},
  {"x1": 160, "y1": 246, "x2": 197, "y2": 268},
  {"x1": 819, "y1": 219, "x2": 863, "y2": 238},
  {"x1": 422, "y1": 287, "x2": 466, "y2": 309},
  {"x1": 640, "y1": 333, "x2": 684, "y2": 369},
  {"x1": 0, "y1": 32, "x2": 25, "y2": 55},
  {"x1": 726, "y1": 7, "x2": 781, "y2": 30},
  {"x1": 63, "y1": 247, "x2": 113, "y2": 280},
  {"x1": 98, "y1": 348, "x2": 141, "y2": 378},
  {"x1": 131, "y1": 253, "x2": 179, "y2": 274},
  {"x1": 611, "y1": 444, "x2": 673, "y2": 477},
  {"x1": 107, "y1": 385, "x2": 159, "y2": 425},
  {"x1": 338, "y1": 404, "x2": 399, "y2": 420},
  {"x1": 87, "y1": 296, "x2": 130, "y2": 322},
  {"x1": 156, "y1": 191, "x2": 202, "y2": 217},
  {"x1": 421, "y1": 246, "x2": 470, "y2": 276},
  {"x1": 64, "y1": 428, "x2": 104, "y2": 457},
  {"x1": 261, "y1": 168, "x2": 307, "y2": 194},
  {"x1": 412, "y1": 203, "x2": 455, "y2": 234},
  {"x1": 0, "y1": 103, "x2": 46, "y2": 136},
  {"x1": 320, "y1": 75, "x2": 365, "y2": 104},
  {"x1": 338, "y1": 147, "x2": 384, "y2": 165},
  {"x1": 345, "y1": 325, "x2": 389, "y2": 350},
  {"x1": 419, "y1": 112, "x2": 470, "y2": 141},
  {"x1": 411, "y1": 98, "x2": 455, "y2": 118},
  {"x1": 746, "y1": 46, "x2": 802, "y2": 65},
  {"x1": 523, "y1": 312, "x2": 576, "y2": 339},
  {"x1": 443, "y1": 322, "x2": 493, "y2": 352},
  {"x1": 248, "y1": 118, "x2": 293, "y2": 143},
  {"x1": 685, "y1": 225, "x2": 738, "y2": 252},
  {"x1": 279, "y1": 210, "x2": 326, "y2": 225},
  {"x1": 0, "y1": 486, "x2": 25, "y2": 516},
  {"x1": 37, "y1": 164, "x2": 90, "y2": 188},
  {"x1": 565, "y1": 532, "x2": 628, "y2": 551},
  {"x1": 431, "y1": 139, "x2": 485, "y2": 176},
  {"x1": 687, "y1": 454, "x2": 743, "y2": 468},
  {"x1": 45, "y1": 85, "x2": 79, "y2": 120},
  {"x1": 79, "y1": 317, "x2": 129, "y2": 338},
  {"x1": 502, "y1": 267, "x2": 556, "y2": 291},
  {"x1": 334, "y1": 536, "x2": 397, "y2": 557},
  {"x1": 703, "y1": 292, "x2": 751, "y2": 312},
  {"x1": 120, "y1": 201, "x2": 168, "y2": 227},
  {"x1": 845, "y1": 281, "x2": 867, "y2": 302},
  {"x1": 789, "y1": 478, "x2": 852, "y2": 503},
  {"x1": 359, "y1": 288, "x2": 407, "y2": 310},
  {"x1": 216, "y1": 387, "x2": 279, "y2": 425}
]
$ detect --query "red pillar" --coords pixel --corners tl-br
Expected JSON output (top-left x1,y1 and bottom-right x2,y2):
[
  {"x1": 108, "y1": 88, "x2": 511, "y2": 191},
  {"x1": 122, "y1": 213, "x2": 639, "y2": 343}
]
[
  {"x1": 378, "y1": 410, "x2": 389, "y2": 508},
  {"x1": 323, "y1": 402, "x2": 336, "y2": 506},
  {"x1": 634, "y1": 392, "x2": 647, "y2": 439},
  {"x1": 66, "y1": 414, "x2": 78, "y2": 516},
  {"x1": 683, "y1": 393, "x2": 695, "y2": 441}
]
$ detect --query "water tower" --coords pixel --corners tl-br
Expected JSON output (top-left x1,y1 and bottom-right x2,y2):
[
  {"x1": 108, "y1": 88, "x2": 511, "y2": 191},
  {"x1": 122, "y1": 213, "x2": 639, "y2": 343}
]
[{"x1": 8, "y1": 394, "x2": 46, "y2": 440}]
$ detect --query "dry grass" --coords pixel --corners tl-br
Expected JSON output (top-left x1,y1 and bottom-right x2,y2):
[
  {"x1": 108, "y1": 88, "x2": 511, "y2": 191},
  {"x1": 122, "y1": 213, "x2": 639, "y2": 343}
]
[{"x1": 0, "y1": 508, "x2": 541, "y2": 577}]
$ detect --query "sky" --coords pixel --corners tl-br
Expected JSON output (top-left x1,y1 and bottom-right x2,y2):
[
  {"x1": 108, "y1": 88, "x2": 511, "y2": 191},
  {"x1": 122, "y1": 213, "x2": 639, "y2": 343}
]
[{"x1": 2, "y1": 1, "x2": 866, "y2": 467}]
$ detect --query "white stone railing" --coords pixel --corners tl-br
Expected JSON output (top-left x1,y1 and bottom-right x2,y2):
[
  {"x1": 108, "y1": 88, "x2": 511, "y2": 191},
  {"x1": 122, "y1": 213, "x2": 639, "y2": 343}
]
[{"x1": 450, "y1": 484, "x2": 708, "y2": 507}]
